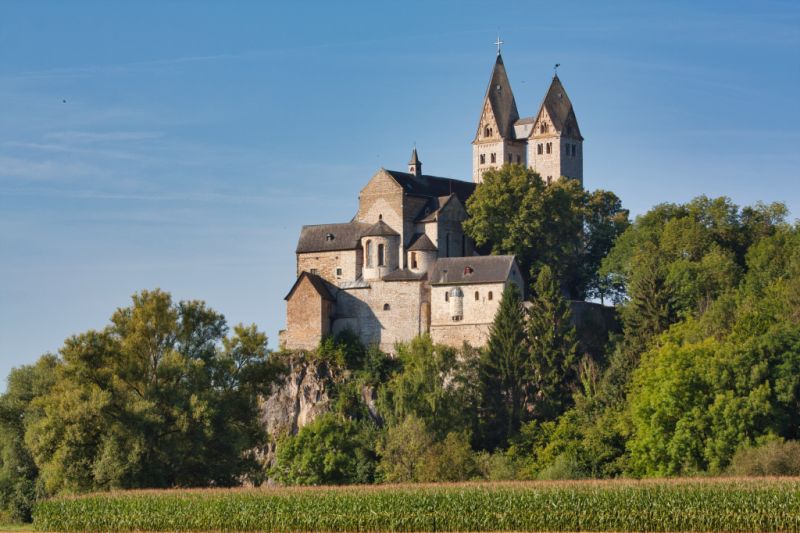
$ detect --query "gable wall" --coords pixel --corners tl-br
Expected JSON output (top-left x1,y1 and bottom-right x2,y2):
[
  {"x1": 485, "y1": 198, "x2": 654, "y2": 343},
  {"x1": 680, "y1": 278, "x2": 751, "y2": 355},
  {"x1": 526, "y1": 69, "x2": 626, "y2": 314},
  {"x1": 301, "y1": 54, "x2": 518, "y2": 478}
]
[{"x1": 284, "y1": 277, "x2": 331, "y2": 350}]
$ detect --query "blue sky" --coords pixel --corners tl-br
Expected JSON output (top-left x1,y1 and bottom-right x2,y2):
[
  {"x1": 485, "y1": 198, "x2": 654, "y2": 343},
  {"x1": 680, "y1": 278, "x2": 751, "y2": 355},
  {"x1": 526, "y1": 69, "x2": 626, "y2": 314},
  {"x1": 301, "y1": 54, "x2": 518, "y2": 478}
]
[{"x1": 1, "y1": 0, "x2": 798, "y2": 387}]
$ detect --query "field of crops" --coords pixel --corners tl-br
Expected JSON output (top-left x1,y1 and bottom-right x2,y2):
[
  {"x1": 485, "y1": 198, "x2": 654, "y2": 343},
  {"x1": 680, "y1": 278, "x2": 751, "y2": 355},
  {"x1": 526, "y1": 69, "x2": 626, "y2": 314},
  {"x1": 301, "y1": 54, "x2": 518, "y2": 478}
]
[{"x1": 33, "y1": 478, "x2": 800, "y2": 532}]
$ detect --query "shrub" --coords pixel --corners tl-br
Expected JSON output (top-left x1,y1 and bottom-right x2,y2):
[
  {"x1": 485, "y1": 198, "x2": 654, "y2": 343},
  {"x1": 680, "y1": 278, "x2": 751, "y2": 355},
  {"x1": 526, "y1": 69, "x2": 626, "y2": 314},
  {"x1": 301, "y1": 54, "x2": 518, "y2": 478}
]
[{"x1": 727, "y1": 440, "x2": 800, "y2": 476}]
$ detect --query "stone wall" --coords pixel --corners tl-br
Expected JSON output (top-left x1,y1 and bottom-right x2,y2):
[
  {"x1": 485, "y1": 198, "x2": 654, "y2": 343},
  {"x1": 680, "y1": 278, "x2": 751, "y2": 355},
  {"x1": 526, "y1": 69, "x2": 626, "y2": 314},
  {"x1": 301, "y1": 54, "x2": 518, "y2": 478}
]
[
  {"x1": 356, "y1": 170, "x2": 405, "y2": 266},
  {"x1": 284, "y1": 276, "x2": 332, "y2": 350},
  {"x1": 429, "y1": 281, "x2": 507, "y2": 348},
  {"x1": 332, "y1": 280, "x2": 426, "y2": 354},
  {"x1": 296, "y1": 249, "x2": 361, "y2": 283}
]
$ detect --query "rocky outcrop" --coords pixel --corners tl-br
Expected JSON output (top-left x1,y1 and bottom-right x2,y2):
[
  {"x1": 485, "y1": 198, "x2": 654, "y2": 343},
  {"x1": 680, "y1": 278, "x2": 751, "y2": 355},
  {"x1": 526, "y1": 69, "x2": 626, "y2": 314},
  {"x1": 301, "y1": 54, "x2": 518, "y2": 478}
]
[{"x1": 259, "y1": 354, "x2": 342, "y2": 467}]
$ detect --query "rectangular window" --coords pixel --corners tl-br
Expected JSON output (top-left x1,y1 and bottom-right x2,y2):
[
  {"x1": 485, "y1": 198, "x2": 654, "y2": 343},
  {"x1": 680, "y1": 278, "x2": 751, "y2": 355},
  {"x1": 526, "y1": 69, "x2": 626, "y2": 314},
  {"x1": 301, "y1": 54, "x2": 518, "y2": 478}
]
[
  {"x1": 410, "y1": 252, "x2": 418, "y2": 269},
  {"x1": 546, "y1": 143, "x2": 552, "y2": 154},
  {"x1": 490, "y1": 153, "x2": 496, "y2": 163},
  {"x1": 480, "y1": 154, "x2": 486, "y2": 164},
  {"x1": 377, "y1": 243, "x2": 385, "y2": 266},
  {"x1": 537, "y1": 144, "x2": 543, "y2": 155},
  {"x1": 572, "y1": 145, "x2": 577, "y2": 157},
  {"x1": 310, "y1": 268, "x2": 319, "y2": 275},
  {"x1": 335, "y1": 267, "x2": 343, "y2": 277}
]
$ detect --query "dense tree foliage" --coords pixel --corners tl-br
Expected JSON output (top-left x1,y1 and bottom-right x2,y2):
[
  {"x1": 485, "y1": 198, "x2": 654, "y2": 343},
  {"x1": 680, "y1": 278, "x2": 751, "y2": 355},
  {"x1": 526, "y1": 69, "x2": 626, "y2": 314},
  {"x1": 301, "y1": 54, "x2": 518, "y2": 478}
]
[
  {"x1": 2, "y1": 190, "x2": 797, "y2": 523},
  {"x1": 0, "y1": 289, "x2": 278, "y2": 520},
  {"x1": 463, "y1": 165, "x2": 629, "y2": 298}
]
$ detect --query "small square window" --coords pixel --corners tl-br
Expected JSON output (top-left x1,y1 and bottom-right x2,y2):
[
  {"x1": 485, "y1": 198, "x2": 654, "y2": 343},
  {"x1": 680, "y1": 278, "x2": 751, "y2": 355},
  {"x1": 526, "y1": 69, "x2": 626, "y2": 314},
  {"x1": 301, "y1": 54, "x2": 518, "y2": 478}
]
[{"x1": 335, "y1": 267, "x2": 343, "y2": 277}]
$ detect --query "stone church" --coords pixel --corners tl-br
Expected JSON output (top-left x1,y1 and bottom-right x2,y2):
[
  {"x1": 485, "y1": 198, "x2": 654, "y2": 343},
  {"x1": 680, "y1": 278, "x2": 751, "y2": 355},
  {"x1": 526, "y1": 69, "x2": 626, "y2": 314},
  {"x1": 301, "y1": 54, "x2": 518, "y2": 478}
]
[{"x1": 280, "y1": 51, "x2": 583, "y2": 353}]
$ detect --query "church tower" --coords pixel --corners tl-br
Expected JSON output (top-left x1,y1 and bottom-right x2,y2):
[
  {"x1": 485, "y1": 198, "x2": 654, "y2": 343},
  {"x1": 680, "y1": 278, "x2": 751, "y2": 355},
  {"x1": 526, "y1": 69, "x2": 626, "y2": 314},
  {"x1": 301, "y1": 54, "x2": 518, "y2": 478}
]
[
  {"x1": 472, "y1": 53, "x2": 526, "y2": 183},
  {"x1": 527, "y1": 74, "x2": 583, "y2": 185}
]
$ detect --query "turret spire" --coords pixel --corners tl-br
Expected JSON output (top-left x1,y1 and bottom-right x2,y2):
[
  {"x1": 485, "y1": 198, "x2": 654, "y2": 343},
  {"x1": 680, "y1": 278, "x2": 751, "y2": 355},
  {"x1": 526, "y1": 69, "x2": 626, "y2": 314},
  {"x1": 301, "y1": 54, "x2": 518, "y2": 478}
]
[{"x1": 408, "y1": 146, "x2": 422, "y2": 176}]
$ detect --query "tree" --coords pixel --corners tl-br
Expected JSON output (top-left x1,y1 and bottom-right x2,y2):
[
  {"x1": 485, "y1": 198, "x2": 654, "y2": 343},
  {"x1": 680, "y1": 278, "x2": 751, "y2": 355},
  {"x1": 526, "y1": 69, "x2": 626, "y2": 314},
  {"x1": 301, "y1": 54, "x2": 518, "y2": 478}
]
[
  {"x1": 478, "y1": 283, "x2": 528, "y2": 450},
  {"x1": 378, "y1": 335, "x2": 473, "y2": 438},
  {"x1": 271, "y1": 414, "x2": 378, "y2": 485},
  {"x1": 23, "y1": 290, "x2": 279, "y2": 494},
  {"x1": 527, "y1": 266, "x2": 578, "y2": 422},
  {"x1": 0, "y1": 356, "x2": 58, "y2": 521},
  {"x1": 463, "y1": 165, "x2": 628, "y2": 298}
]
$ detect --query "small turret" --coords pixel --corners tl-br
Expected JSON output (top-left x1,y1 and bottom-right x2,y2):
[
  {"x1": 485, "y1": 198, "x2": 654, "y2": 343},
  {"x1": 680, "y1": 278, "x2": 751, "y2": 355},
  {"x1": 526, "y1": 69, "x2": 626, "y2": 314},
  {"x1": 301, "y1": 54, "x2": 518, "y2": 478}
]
[
  {"x1": 361, "y1": 219, "x2": 400, "y2": 281},
  {"x1": 408, "y1": 147, "x2": 422, "y2": 177}
]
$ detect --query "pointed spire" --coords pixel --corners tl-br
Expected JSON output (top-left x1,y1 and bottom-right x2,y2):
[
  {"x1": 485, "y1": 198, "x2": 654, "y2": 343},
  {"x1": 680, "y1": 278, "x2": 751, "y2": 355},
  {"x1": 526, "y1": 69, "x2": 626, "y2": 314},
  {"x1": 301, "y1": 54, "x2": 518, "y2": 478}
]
[
  {"x1": 408, "y1": 146, "x2": 422, "y2": 176},
  {"x1": 536, "y1": 75, "x2": 582, "y2": 139},
  {"x1": 479, "y1": 53, "x2": 520, "y2": 139}
]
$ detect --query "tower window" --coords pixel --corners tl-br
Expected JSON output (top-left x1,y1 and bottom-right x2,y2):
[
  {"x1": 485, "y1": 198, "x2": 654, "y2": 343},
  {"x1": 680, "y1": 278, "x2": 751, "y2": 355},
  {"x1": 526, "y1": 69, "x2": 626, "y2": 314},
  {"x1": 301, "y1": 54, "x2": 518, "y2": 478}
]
[
  {"x1": 480, "y1": 154, "x2": 486, "y2": 164},
  {"x1": 537, "y1": 144, "x2": 543, "y2": 155},
  {"x1": 546, "y1": 143, "x2": 552, "y2": 154},
  {"x1": 474, "y1": 291, "x2": 479, "y2": 301},
  {"x1": 377, "y1": 243, "x2": 385, "y2": 266},
  {"x1": 410, "y1": 252, "x2": 418, "y2": 269},
  {"x1": 365, "y1": 240, "x2": 372, "y2": 267},
  {"x1": 516, "y1": 154, "x2": 521, "y2": 163},
  {"x1": 383, "y1": 303, "x2": 390, "y2": 311},
  {"x1": 490, "y1": 153, "x2": 496, "y2": 163},
  {"x1": 572, "y1": 145, "x2": 577, "y2": 157},
  {"x1": 488, "y1": 291, "x2": 493, "y2": 301}
]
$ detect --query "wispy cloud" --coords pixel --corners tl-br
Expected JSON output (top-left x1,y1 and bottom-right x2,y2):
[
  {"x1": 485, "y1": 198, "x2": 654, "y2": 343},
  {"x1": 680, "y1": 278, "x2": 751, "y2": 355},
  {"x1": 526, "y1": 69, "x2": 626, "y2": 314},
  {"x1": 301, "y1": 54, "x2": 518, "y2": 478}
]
[{"x1": 44, "y1": 130, "x2": 165, "y2": 143}]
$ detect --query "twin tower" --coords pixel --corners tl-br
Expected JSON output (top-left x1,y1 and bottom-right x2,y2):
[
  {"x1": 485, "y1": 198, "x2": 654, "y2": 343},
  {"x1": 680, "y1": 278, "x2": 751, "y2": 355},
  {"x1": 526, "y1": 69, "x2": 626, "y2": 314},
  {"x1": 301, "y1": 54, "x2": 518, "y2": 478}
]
[{"x1": 472, "y1": 53, "x2": 583, "y2": 185}]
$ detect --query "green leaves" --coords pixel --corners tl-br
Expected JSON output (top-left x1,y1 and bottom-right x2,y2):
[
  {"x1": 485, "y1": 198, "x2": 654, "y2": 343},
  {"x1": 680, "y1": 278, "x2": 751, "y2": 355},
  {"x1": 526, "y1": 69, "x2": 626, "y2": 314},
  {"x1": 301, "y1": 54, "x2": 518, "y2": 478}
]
[{"x1": 464, "y1": 165, "x2": 629, "y2": 299}]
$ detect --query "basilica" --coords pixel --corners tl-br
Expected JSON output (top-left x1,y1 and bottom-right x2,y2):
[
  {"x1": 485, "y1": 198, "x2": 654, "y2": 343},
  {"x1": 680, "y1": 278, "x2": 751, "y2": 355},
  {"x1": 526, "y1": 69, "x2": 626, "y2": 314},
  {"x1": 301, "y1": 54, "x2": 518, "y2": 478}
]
[{"x1": 280, "y1": 51, "x2": 583, "y2": 352}]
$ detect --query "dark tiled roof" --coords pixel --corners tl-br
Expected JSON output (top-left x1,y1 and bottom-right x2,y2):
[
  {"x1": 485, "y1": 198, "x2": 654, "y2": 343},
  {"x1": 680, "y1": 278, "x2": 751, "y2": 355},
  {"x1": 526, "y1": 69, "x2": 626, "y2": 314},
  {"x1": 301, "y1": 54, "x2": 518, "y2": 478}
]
[
  {"x1": 384, "y1": 170, "x2": 475, "y2": 206},
  {"x1": 284, "y1": 271, "x2": 335, "y2": 301},
  {"x1": 537, "y1": 75, "x2": 583, "y2": 139},
  {"x1": 515, "y1": 116, "x2": 536, "y2": 125},
  {"x1": 407, "y1": 233, "x2": 438, "y2": 252},
  {"x1": 296, "y1": 222, "x2": 370, "y2": 253},
  {"x1": 382, "y1": 269, "x2": 427, "y2": 282},
  {"x1": 481, "y1": 54, "x2": 520, "y2": 139},
  {"x1": 430, "y1": 255, "x2": 518, "y2": 285},
  {"x1": 362, "y1": 219, "x2": 400, "y2": 237},
  {"x1": 416, "y1": 195, "x2": 457, "y2": 223}
]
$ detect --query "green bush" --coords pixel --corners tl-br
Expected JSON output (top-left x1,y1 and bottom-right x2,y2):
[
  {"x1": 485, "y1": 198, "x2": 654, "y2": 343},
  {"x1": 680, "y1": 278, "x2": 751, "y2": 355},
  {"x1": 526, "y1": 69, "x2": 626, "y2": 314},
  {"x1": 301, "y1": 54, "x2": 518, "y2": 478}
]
[{"x1": 728, "y1": 440, "x2": 800, "y2": 476}]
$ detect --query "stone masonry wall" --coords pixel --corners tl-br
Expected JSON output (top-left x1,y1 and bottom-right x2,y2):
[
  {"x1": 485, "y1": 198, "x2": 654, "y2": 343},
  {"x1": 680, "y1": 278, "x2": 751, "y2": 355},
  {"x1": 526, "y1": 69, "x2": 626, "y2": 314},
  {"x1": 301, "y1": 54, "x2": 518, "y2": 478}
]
[
  {"x1": 356, "y1": 170, "x2": 404, "y2": 267},
  {"x1": 332, "y1": 280, "x2": 426, "y2": 354},
  {"x1": 429, "y1": 281, "x2": 507, "y2": 348},
  {"x1": 284, "y1": 276, "x2": 331, "y2": 351},
  {"x1": 297, "y1": 249, "x2": 361, "y2": 283}
]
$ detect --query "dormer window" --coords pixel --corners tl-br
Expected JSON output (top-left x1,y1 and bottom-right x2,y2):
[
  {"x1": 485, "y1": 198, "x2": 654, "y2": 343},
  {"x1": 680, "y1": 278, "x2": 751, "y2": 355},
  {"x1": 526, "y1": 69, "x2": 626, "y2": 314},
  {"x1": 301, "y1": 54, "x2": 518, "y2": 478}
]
[
  {"x1": 464, "y1": 266, "x2": 474, "y2": 275},
  {"x1": 325, "y1": 233, "x2": 335, "y2": 241}
]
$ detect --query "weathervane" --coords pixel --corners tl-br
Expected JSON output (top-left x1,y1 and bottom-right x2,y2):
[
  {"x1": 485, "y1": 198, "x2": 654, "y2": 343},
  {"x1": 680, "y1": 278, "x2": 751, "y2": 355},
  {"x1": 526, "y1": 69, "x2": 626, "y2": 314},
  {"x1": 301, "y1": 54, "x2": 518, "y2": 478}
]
[
  {"x1": 554, "y1": 63, "x2": 561, "y2": 76},
  {"x1": 494, "y1": 34, "x2": 504, "y2": 55}
]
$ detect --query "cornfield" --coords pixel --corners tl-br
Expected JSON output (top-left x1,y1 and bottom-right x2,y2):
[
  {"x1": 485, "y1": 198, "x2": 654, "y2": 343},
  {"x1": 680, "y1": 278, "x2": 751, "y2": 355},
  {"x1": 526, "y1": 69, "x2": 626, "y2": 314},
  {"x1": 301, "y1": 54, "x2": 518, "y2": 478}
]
[{"x1": 33, "y1": 478, "x2": 800, "y2": 532}]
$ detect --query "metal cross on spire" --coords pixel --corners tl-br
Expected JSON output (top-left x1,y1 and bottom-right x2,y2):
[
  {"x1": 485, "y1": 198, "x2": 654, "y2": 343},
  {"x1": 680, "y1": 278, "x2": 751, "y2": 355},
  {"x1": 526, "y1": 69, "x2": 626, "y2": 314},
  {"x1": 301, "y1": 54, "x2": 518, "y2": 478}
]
[
  {"x1": 494, "y1": 34, "x2": 504, "y2": 55},
  {"x1": 554, "y1": 63, "x2": 561, "y2": 76}
]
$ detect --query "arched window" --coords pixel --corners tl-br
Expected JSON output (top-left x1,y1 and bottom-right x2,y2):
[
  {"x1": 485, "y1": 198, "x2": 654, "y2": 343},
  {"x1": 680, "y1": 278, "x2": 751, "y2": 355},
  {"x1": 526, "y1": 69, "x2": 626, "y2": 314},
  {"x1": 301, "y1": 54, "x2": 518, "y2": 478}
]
[
  {"x1": 365, "y1": 240, "x2": 372, "y2": 267},
  {"x1": 377, "y1": 243, "x2": 385, "y2": 266},
  {"x1": 490, "y1": 153, "x2": 496, "y2": 163},
  {"x1": 546, "y1": 143, "x2": 552, "y2": 154},
  {"x1": 383, "y1": 303, "x2": 390, "y2": 311},
  {"x1": 537, "y1": 144, "x2": 543, "y2": 155},
  {"x1": 488, "y1": 291, "x2": 493, "y2": 301},
  {"x1": 474, "y1": 291, "x2": 479, "y2": 301},
  {"x1": 410, "y1": 252, "x2": 418, "y2": 269},
  {"x1": 484, "y1": 126, "x2": 491, "y2": 137},
  {"x1": 480, "y1": 154, "x2": 486, "y2": 164}
]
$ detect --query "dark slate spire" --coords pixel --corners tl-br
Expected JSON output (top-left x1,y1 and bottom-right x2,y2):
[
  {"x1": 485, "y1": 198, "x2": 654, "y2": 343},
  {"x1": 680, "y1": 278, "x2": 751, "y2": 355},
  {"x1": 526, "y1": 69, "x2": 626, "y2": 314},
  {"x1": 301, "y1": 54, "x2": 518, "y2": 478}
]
[
  {"x1": 408, "y1": 146, "x2": 422, "y2": 176},
  {"x1": 481, "y1": 53, "x2": 520, "y2": 139},
  {"x1": 537, "y1": 75, "x2": 583, "y2": 139}
]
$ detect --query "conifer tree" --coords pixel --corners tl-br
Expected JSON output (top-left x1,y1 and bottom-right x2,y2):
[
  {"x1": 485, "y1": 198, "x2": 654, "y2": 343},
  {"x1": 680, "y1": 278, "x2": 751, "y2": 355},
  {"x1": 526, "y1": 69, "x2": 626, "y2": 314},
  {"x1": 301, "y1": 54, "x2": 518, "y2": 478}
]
[
  {"x1": 478, "y1": 283, "x2": 528, "y2": 450},
  {"x1": 527, "y1": 265, "x2": 578, "y2": 421}
]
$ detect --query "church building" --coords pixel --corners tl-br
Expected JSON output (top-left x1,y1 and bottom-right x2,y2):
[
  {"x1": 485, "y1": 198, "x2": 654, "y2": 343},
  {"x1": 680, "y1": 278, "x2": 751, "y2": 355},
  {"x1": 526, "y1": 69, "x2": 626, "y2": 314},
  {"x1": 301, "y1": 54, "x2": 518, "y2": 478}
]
[{"x1": 280, "y1": 50, "x2": 583, "y2": 353}]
